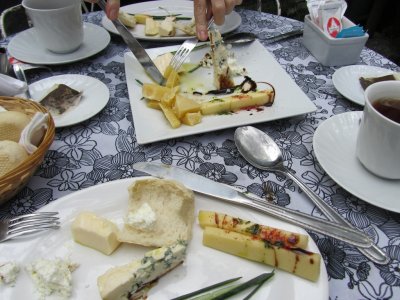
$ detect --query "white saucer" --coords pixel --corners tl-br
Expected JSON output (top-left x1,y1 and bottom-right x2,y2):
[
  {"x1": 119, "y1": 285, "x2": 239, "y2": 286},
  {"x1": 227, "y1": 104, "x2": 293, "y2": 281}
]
[
  {"x1": 332, "y1": 65, "x2": 394, "y2": 106},
  {"x1": 8, "y1": 23, "x2": 110, "y2": 65},
  {"x1": 313, "y1": 111, "x2": 400, "y2": 212},
  {"x1": 29, "y1": 74, "x2": 109, "y2": 127}
]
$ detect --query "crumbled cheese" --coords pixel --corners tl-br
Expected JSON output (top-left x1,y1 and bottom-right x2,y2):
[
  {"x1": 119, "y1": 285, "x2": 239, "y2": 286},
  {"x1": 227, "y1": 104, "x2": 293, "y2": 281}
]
[
  {"x1": 126, "y1": 202, "x2": 157, "y2": 231},
  {"x1": 27, "y1": 258, "x2": 78, "y2": 298},
  {"x1": 0, "y1": 261, "x2": 20, "y2": 286}
]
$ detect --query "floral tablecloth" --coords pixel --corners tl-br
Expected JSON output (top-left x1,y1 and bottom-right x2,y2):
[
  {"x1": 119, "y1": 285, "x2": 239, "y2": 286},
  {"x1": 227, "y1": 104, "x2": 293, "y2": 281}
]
[{"x1": 1, "y1": 8, "x2": 399, "y2": 300}]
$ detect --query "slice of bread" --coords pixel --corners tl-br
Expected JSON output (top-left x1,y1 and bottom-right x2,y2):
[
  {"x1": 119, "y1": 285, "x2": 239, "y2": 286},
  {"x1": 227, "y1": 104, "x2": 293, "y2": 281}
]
[{"x1": 118, "y1": 178, "x2": 195, "y2": 247}]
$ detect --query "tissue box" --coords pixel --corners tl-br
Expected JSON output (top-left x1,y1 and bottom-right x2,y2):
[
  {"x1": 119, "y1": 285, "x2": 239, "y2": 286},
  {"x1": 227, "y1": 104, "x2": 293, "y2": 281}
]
[{"x1": 303, "y1": 15, "x2": 369, "y2": 66}]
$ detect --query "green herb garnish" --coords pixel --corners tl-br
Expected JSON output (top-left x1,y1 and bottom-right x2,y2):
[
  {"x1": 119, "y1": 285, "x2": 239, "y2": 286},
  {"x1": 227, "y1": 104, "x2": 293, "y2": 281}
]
[{"x1": 170, "y1": 277, "x2": 241, "y2": 300}]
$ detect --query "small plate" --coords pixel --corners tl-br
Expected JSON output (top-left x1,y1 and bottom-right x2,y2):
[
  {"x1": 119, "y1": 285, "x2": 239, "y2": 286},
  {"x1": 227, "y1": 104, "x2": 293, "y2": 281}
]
[
  {"x1": 313, "y1": 111, "x2": 400, "y2": 212},
  {"x1": 29, "y1": 74, "x2": 109, "y2": 127},
  {"x1": 8, "y1": 23, "x2": 110, "y2": 65},
  {"x1": 125, "y1": 40, "x2": 316, "y2": 144},
  {"x1": 0, "y1": 177, "x2": 328, "y2": 300},
  {"x1": 332, "y1": 65, "x2": 394, "y2": 106},
  {"x1": 101, "y1": 0, "x2": 241, "y2": 41}
]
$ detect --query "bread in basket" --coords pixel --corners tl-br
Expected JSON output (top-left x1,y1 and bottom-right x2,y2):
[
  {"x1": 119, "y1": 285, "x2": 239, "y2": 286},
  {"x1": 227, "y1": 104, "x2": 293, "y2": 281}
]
[{"x1": 0, "y1": 96, "x2": 55, "y2": 205}]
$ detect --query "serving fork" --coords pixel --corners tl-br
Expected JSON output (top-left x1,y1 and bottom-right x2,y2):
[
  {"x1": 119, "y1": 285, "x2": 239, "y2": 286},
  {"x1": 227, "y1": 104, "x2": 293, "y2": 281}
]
[
  {"x1": 0, "y1": 212, "x2": 60, "y2": 242},
  {"x1": 169, "y1": 18, "x2": 214, "y2": 72}
]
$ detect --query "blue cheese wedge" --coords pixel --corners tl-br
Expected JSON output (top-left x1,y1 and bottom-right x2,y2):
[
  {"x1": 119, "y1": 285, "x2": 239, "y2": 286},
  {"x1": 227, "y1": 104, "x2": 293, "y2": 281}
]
[
  {"x1": 0, "y1": 261, "x2": 20, "y2": 286},
  {"x1": 27, "y1": 258, "x2": 78, "y2": 298},
  {"x1": 209, "y1": 29, "x2": 235, "y2": 90},
  {"x1": 97, "y1": 241, "x2": 187, "y2": 300}
]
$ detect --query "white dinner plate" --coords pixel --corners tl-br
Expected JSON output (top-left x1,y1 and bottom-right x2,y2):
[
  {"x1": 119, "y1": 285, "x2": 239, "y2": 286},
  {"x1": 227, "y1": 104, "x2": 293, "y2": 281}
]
[
  {"x1": 8, "y1": 23, "x2": 110, "y2": 65},
  {"x1": 313, "y1": 111, "x2": 400, "y2": 212},
  {"x1": 0, "y1": 177, "x2": 328, "y2": 300},
  {"x1": 332, "y1": 65, "x2": 394, "y2": 106},
  {"x1": 29, "y1": 74, "x2": 109, "y2": 127},
  {"x1": 125, "y1": 40, "x2": 316, "y2": 144},
  {"x1": 101, "y1": 0, "x2": 241, "y2": 41}
]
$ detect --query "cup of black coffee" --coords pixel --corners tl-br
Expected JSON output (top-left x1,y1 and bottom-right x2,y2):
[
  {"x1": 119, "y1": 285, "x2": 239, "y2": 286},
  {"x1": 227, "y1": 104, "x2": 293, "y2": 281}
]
[{"x1": 356, "y1": 81, "x2": 400, "y2": 179}]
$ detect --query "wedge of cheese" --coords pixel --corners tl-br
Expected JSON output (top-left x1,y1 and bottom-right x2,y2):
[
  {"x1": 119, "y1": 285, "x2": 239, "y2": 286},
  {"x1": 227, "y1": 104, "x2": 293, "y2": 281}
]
[
  {"x1": 203, "y1": 227, "x2": 321, "y2": 282},
  {"x1": 97, "y1": 241, "x2": 187, "y2": 300},
  {"x1": 159, "y1": 16, "x2": 176, "y2": 37},
  {"x1": 71, "y1": 212, "x2": 121, "y2": 255},
  {"x1": 118, "y1": 12, "x2": 136, "y2": 28},
  {"x1": 201, "y1": 90, "x2": 275, "y2": 115},
  {"x1": 145, "y1": 18, "x2": 159, "y2": 36},
  {"x1": 209, "y1": 29, "x2": 235, "y2": 90},
  {"x1": 198, "y1": 210, "x2": 308, "y2": 249}
]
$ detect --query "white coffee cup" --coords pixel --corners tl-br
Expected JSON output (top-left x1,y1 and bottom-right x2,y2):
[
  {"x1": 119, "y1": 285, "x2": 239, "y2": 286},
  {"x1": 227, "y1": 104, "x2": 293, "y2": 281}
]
[
  {"x1": 22, "y1": 0, "x2": 83, "y2": 54},
  {"x1": 355, "y1": 81, "x2": 400, "y2": 179}
]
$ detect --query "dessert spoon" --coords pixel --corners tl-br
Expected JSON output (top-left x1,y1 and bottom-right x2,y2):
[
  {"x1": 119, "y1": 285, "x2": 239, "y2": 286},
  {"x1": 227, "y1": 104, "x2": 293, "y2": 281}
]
[{"x1": 234, "y1": 125, "x2": 390, "y2": 265}]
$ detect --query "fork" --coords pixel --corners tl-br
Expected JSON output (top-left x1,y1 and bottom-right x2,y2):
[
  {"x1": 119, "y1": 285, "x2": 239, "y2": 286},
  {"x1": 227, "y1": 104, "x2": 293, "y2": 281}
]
[
  {"x1": 169, "y1": 18, "x2": 214, "y2": 72},
  {"x1": 0, "y1": 212, "x2": 60, "y2": 242},
  {"x1": 13, "y1": 64, "x2": 31, "y2": 99}
]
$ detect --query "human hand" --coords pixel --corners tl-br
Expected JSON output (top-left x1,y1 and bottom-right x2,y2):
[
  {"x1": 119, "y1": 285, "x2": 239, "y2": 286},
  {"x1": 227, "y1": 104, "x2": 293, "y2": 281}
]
[
  {"x1": 194, "y1": 0, "x2": 242, "y2": 41},
  {"x1": 85, "y1": 0, "x2": 120, "y2": 20}
]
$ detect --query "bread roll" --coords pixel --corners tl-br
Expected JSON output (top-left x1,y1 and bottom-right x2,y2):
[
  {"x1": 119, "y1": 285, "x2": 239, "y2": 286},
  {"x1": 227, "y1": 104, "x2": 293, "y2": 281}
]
[
  {"x1": 0, "y1": 140, "x2": 28, "y2": 177},
  {"x1": 118, "y1": 178, "x2": 195, "y2": 247},
  {"x1": 0, "y1": 111, "x2": 31, "y2": 142}
]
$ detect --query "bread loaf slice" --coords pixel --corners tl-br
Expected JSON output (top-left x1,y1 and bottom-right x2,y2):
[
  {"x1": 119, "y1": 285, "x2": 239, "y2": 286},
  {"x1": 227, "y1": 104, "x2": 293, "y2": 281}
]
[{"x1": 118, "y1": 178, "x2": 195, "y2": 247}]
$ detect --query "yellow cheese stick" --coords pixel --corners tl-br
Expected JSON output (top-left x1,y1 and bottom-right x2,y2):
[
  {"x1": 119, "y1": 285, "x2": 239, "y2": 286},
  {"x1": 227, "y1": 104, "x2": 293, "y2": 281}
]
[
  {"x1": 203, "y1": 227, "x2": 321, "y2": 282},
  {"x1": 198, "y1": 210, "x2": 308, "y2": 249},
  {"x1": 201, "y1": 89, "x2": 275, "y2": 115}
]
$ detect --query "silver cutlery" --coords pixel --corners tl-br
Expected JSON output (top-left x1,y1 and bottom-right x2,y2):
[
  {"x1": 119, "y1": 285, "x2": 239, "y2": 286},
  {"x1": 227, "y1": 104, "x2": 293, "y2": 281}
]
[
  {"x1": 264, "y1": 28, "x2": 303, "y2": 44},
  {"x1": 0, "y1": 212, "x2": 60, "y2": 242},
  {"x1": 132, "y1": 162, "x2": 373, "y2": 249},
  {"x1": 13, "y1": 63, "x2": 31, "y2": 99},
  {"x1": 234, "y1": 126, "x2": 389, "y2": 265},
  {"x1": 97, "y1": 0, "x2": 164, "y2": 85},
  {"x1": 169, "y1": 17, "x2": 214, "y2": 73}
]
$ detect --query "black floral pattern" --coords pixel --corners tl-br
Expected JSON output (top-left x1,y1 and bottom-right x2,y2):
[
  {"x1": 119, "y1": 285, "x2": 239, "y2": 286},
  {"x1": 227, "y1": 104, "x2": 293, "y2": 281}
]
[{"x1": 1, "y1": 9, "x2": 399, "y2": 300}]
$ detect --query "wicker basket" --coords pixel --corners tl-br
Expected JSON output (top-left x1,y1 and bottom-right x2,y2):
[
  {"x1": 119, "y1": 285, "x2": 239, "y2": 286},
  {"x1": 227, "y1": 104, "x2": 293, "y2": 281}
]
[{"x1": 0, "y1": 96, "x2": 55, "y2": 205}]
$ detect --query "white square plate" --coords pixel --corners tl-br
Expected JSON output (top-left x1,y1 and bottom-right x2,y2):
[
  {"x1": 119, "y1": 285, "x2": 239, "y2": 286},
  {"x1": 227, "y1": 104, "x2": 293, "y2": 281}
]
[{"x1": 125, "y1": 40, "x2": 316, "y2": 144}]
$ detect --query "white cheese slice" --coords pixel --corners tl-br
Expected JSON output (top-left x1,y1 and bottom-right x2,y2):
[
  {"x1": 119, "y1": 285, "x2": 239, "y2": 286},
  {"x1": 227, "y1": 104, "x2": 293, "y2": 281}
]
[
  {"x1": 97, "y1": 241, "x2": 187, "y2": 300},
  {"x1": 71, "y1": 211, "x2": 121, "y2": 255}
]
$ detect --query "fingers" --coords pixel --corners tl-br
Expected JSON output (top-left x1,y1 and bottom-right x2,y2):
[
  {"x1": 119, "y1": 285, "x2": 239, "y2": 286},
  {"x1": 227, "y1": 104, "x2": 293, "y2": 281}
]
[
  {"x1": 106, "y1": 0, "x2": 120, "y2": 20},
  {"x1": 195, "y1": 0, "x2": 241, "y2": 39},
  {"x1": 194, "y1": 0, "x2": 209, "y2": 41},
  {"x1": 226, "y1": 0, "x2": 242, "y2": 14}
]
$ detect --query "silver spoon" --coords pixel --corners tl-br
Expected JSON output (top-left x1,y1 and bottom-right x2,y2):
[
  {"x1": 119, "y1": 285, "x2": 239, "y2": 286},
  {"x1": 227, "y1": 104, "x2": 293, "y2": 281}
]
[
  {"x1": 234, "y1": 125, "x2": 390, "y2": 265},
  {"x1": 223, "y1": 32, "x2": 257, "y2": 44}
]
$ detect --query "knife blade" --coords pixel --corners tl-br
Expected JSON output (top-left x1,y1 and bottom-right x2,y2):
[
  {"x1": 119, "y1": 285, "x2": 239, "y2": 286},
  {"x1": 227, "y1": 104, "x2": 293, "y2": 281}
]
[
  {"x1": 264, "y1": 28, "x2": 303, "y2": 44},
  {"x1": 98, "y1": 0, "x2": 164, "y2": 85},
  {"x1": 133, "y1": 162, "x2": 372, "y2": 248}
]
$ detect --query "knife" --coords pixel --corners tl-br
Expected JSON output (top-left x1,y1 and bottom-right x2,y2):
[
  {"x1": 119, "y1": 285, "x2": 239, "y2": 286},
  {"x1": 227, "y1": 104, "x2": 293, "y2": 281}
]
[
  {"x1": 98, "y1": 0, "x2": 164, "y2": 85},
  {"x1": 264, "y1": 28, "x2": 303, "y2": 44},
  {"x1": 133, "y1": 162, "x2": 372, "y2": 248}
]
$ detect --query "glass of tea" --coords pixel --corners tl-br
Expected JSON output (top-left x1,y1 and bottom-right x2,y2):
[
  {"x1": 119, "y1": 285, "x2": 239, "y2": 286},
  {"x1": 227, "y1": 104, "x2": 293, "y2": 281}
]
[{"x1": 356, "y1": 81, "x2": 400, "y2": 179}]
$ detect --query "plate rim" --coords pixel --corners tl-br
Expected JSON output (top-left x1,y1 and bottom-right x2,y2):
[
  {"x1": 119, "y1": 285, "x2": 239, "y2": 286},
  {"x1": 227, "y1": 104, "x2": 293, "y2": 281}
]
[
  {"x1": 29, "y1": 74, "x2": 109, "y2": 128},
  {"x1": 0, "y1": 176, "x2": 329, "y2": 300},
  {"x1": 101, "y1": 0, "x2": 242, "y2": 41},
  {"x1": 8, "y1": 23, "x2": 110, "y2": 65},
  {"x1": 313, "y1": 111, "x2": 400, "y2": 212},
  {"x1": 332, "y1": 65, "x2": 394, "y2": 106}
]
